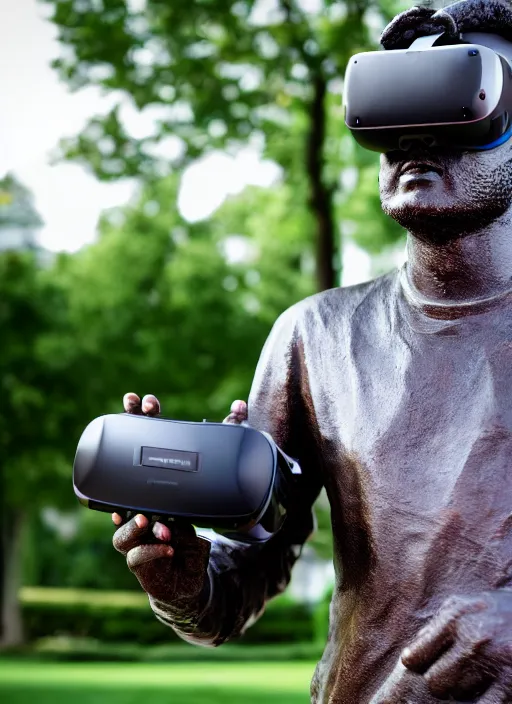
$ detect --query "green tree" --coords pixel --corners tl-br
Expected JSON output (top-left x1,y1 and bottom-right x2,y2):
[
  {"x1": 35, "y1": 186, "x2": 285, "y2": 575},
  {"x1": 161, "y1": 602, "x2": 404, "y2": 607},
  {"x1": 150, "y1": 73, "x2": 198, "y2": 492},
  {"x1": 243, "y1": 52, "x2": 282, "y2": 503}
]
[
  {"x1": 42, "y1": 0, "x2": 407, "y2": 290},
  {"x1": 8, "y1": 2, "x2": 419, "y2": 613},
  {"x1": 0, "y1": 250, "x2": 73, "y2": 646},
  {"x1": 52, "y1": 174, "x2": 315, "y2": 421},
  {"x1": 24, "y1": 174, "x2": 321, "y2": 593}
]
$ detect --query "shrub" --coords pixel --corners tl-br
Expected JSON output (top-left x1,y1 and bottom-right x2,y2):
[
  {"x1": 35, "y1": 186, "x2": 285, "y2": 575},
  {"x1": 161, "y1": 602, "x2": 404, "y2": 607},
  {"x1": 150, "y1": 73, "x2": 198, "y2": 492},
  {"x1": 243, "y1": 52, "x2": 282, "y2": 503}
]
[
  {"x1": 11, "y1": 638, "x2": 324, "y2": 663},
  {"x1": 22, "y1": 587, "x2": 169, "y2": 645},
  {"x1": 20, "y1": 587, "x2": 318, "y2": 646}
]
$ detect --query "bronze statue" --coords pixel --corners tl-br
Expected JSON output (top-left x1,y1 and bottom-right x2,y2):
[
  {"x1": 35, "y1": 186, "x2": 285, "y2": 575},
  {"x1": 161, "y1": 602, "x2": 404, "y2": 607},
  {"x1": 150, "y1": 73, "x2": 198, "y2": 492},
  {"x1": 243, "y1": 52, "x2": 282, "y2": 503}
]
[{"x1": 112, "y1": 2, "x2": 512, "y2": 701}]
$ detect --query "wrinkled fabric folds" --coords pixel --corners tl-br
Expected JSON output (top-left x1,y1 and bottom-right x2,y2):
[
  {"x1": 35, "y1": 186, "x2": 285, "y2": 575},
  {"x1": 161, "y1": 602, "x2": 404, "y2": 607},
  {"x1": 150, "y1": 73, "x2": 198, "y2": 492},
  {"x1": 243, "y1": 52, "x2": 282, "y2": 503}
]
[{"x1": 147, "y1": 270, "x2": 512, "y2": 702}]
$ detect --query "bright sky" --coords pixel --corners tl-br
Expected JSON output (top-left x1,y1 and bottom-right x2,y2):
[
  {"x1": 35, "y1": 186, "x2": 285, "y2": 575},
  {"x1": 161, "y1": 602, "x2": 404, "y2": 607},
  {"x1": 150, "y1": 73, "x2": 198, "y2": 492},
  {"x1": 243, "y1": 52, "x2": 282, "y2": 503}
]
[{"x1": 0, "y1": 0, "x2": 374, "y2": 284}]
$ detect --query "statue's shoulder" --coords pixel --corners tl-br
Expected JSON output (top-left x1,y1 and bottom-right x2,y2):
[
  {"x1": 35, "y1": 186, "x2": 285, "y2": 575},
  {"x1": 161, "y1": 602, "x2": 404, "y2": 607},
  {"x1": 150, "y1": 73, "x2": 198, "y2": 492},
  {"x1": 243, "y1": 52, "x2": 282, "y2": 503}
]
[{"x1": 285, "y1": 271, "x2": 399, "y2": 333}]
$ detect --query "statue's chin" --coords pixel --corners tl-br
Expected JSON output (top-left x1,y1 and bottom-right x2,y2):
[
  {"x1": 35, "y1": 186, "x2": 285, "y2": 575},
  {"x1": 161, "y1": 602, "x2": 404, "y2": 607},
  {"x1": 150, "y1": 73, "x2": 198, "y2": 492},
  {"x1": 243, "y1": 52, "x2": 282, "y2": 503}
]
[
  {"x1": 383, "y1": 199, "x2": 502, "y2": 242},
  {"x1": 381, "y1": 159, "x2": 512, "y2": 239},
  {"x1": 383, "y1": 187, "x2": 452, "y2": 217},
  {"x1": 383, "y1": 195, "x2": 454, "y2": 234}
]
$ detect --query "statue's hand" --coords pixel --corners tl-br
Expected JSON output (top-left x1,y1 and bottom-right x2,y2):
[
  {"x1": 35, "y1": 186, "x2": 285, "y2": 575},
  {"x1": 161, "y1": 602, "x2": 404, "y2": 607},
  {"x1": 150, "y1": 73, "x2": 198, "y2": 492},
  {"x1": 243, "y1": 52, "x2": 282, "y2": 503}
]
[
  {"x1": 371, "y1": 591, "x2": 512, "y2": 704},
  {"x1": 400, "y1": 591, "x2": 512, "y2": 702},
  {"x1": 112, "y1": 394, "x2": 248, "y2": 606}
]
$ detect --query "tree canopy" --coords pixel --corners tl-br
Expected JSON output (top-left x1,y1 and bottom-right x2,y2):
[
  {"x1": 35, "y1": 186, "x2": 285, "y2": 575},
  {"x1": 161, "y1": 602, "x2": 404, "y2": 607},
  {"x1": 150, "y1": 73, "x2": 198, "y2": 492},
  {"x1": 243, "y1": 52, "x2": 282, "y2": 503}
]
[
  {"x1": 2, "y1": 1, "x2": 416, "y2": 644},
  {"x1": 42, "y1": 0, "x2": 408, "y2": 289}
]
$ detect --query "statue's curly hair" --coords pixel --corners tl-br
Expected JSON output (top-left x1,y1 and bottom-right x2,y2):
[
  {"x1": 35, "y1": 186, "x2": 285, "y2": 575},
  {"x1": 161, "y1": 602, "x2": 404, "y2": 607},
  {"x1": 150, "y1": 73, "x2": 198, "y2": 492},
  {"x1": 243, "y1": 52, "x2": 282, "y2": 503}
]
[{"x1": 381, "y1": 0, "x2": 512, "y2": 50}]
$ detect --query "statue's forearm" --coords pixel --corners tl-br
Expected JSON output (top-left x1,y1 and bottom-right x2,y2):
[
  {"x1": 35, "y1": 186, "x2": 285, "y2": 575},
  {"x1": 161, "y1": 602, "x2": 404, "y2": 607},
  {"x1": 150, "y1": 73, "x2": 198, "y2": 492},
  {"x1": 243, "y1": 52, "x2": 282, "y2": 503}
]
[
  {"x1": 149, "y1": 305, "x2": 321, "y2": 646},
  {"x1": 149, "y1": 517, "x2": 312, "y2": 646}
]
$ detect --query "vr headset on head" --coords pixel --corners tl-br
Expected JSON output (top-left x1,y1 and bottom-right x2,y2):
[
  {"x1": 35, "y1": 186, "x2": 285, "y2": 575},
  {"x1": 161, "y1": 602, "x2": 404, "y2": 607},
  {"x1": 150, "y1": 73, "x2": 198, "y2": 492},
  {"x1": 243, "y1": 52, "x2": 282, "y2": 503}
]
[{"x1": 344, "y1": 32, "x2": 512, "y2": 153}]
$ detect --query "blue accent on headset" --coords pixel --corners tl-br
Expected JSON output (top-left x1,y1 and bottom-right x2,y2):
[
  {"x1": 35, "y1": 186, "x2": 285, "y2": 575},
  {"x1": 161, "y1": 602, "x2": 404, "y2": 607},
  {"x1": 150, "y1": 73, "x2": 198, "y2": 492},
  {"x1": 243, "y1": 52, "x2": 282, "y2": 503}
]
[{"x1": 471, "y1": 122, "x2": 512, "y2": 151}]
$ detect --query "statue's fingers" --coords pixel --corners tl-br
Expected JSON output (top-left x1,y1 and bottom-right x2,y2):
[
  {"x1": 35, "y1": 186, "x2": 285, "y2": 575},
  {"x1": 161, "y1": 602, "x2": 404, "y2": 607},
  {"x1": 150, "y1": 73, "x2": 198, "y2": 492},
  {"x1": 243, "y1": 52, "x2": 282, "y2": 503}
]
[
  {"x1": 423, "y1": 642, "x2": 477, "y2": 699},
  {"x1": 223, "y1": 399, "x2": 248, "y2": 425},
  {"x1": 152, "y1": 521, "x2": 171, "y2": 542},
  {"x1": 141, "y1": 394, "x2": 161, "y2": 417},
  {"x1": 113, "y1": 514, "x2": 150, "y2": 555},
  {"x1": 478, "y1": 681, "x2": 510, "y2": 704},
  {"x1": 402, "y1": 615, "x2": 456, "y2": 674},
  {"x1": 126, "y1": 543, "x2": 173, "y2": 571},
  {"x1": 123, "y1": 392, "x2": 142, "y2": 414}
]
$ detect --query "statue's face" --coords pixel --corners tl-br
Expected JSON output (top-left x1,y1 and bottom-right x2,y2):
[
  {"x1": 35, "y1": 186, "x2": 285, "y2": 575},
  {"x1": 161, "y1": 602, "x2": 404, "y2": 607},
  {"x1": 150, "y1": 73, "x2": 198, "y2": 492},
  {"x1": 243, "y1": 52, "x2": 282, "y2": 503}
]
[{"x1": 379, "y1": 140, "x2": 512, "y2": 238}]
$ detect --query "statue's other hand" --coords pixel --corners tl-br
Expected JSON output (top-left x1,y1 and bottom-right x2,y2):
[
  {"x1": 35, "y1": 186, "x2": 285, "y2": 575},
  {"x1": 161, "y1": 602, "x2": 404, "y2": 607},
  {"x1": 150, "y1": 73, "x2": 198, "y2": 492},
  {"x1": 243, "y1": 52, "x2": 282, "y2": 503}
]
[
  {"x1": 395, "y1": 591, "x2": 512, "y2": 702},
  {"x1": 222, "y1": 399, "x2": 248, "y2": 425}
]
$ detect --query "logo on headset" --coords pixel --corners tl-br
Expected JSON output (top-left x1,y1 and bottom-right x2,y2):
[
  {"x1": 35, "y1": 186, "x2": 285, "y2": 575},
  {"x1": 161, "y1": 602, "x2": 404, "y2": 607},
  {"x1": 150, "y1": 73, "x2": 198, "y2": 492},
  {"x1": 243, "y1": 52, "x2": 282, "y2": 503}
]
[{"x1": 141, "y1": 447, "x2": 198, "y2": 472}]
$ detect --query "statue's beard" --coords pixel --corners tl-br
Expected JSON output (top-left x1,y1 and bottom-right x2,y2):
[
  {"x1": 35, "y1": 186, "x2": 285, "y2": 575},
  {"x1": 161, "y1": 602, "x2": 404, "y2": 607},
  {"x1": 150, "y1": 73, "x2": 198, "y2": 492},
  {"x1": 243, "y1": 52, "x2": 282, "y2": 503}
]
[
  {"x1": 382, "y1": 158, "x2": 512, "y2": 243},
  {"x1": 382, "y1": 200, "x2": 510, "y2": 243}
]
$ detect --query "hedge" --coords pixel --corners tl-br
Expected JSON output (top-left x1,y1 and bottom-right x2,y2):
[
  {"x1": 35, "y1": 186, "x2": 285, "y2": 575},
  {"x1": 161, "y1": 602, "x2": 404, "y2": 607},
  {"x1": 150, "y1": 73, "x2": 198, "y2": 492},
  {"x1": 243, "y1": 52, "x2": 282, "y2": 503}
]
[
  {"x1": 20, "y1": 587, "x2": 325, "y2": 646},
  {"x1": 3, "y1": 639, "x2": 324, "y2": 663}
]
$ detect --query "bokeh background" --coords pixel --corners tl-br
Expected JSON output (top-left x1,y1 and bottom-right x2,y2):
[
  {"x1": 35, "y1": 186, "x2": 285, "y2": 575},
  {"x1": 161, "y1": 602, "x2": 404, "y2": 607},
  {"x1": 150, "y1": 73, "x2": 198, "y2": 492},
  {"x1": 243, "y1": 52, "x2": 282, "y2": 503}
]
[{"x1": 0, "y1": 0, "x2": 426, "y2": 701}]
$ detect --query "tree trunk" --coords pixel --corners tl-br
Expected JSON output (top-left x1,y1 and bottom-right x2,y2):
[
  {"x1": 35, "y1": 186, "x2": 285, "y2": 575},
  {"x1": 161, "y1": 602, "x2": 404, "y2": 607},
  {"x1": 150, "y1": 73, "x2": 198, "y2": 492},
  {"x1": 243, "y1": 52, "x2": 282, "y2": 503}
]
[
  {"x1": 1, "y1": 509, "x2": 25, "y2": 647},
  {"x1": 307, "y1": 75, "x2": 337, "y2": 292},
  {"x1": 276, "y1": 0, "x2": 338, "y2": 291}
]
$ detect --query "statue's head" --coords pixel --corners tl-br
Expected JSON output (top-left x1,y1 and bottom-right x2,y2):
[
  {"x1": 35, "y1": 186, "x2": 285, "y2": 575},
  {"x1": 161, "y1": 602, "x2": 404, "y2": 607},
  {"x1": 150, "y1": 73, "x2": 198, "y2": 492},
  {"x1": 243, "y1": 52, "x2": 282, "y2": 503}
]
[{"x1": 377, "y1": 1, "x2": 512, "y2": 239}]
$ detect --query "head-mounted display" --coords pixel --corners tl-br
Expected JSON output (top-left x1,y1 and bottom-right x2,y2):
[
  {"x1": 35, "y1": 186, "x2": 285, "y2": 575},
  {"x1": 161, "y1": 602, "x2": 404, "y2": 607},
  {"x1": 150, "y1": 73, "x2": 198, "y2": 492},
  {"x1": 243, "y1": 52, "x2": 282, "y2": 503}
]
[
  {"x1": 344, "y1": 32, "x2": 512, "y2": 152},
  {"x1": 73, "y1": 413, "x2": 301, "y2": 544}
]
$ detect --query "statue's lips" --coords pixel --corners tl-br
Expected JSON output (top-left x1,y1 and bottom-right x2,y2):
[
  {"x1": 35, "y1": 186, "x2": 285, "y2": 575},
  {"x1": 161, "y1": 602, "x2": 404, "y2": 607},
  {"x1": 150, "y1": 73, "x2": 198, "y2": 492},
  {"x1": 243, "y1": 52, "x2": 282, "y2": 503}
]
[{"x1": 398, "y1": 161, "x2": 444, "y2": 181}]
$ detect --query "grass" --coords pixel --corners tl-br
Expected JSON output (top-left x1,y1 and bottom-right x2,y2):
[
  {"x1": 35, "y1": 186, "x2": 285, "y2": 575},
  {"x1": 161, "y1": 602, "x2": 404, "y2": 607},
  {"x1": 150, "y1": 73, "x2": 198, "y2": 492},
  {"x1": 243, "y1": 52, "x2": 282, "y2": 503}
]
[{"x1": 0, "y1": 659, "x2": 316, "y2": 704}]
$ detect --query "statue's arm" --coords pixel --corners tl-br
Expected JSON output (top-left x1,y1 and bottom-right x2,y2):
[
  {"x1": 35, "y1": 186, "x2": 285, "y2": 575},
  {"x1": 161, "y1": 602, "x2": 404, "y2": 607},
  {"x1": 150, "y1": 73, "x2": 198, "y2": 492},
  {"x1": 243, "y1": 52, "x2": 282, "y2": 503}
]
[
  {"x1": 149, "y1": 510, "x2": 317, "y2": 646},
  {"x1": 150, "y1": 306, "x2": 324, "y2": 646}
]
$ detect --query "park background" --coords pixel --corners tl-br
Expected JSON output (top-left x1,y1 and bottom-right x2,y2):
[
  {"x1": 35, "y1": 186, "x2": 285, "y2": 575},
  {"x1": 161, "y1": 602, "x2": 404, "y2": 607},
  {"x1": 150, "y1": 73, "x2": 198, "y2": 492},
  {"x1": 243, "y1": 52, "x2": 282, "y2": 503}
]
[{"x1": 0, "y1": 0, "x2": 444, "y2": 702}]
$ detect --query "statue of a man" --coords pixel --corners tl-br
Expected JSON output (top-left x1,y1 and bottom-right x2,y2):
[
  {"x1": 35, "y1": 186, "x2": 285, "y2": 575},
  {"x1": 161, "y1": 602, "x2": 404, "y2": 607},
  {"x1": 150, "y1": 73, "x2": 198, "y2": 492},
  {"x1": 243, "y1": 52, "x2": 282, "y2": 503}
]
[{"x1": 112, "y1": 2, "x2": 512, "y2": 701}]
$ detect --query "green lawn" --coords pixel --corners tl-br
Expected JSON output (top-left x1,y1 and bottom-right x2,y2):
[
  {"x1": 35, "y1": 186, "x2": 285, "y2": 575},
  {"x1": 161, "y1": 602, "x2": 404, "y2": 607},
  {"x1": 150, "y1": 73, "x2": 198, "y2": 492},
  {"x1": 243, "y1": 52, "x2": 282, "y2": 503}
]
[{"x1": 0, "y1": 660, "x2": 316, "y2": 704}]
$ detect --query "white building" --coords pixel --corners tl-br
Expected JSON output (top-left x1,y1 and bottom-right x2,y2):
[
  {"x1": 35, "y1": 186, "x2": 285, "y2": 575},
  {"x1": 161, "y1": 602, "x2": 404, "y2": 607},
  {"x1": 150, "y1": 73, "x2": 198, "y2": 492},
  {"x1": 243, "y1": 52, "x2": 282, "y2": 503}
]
[{"x1": 0, "y1": 173, "x2": 43, "y2": 253}]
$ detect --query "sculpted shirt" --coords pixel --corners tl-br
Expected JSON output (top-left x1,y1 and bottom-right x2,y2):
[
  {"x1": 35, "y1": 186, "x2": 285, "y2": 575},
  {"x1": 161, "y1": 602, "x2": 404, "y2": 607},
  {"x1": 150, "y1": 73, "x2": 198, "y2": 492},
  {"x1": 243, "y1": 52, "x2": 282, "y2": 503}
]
[{"x1": 150, "y1": 268, "x2": 512, "y2": 703}]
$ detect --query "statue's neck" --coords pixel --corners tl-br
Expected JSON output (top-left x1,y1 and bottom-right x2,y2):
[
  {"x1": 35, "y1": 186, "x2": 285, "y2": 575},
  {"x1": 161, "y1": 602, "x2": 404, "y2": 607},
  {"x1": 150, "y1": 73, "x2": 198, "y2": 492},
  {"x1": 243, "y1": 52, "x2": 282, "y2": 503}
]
[{"x1": 406, "y1": 218, "x2": 512, "y2": 305}]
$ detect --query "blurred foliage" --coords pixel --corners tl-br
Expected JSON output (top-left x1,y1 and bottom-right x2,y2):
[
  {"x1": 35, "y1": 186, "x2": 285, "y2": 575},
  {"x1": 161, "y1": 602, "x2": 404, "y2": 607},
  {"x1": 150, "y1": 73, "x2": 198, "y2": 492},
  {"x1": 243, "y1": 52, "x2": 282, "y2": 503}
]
[
  {"x1": 21, "y1": 585, "x2": 319, "y2": 645},
  {"x1": 0, "y1": 246, "x2": 76, "y2": 645},
  {"x1": 308, "y1": 491, "x2": 333, "y2": 561},
  {"x1": 41, "y1": 0, "x2": 388, "y2": 175},
  {"x1": 341, "y1": 159, "x2": 405, "y2": 254},
  {"x1": 23, "y1": 512, "x2": 138, "y2": 592},
  {"x1": 0, "y1": 251, "x2": 73, "y2": 509},
  {"x1": 48, "y1": 174, "x2": 316, "y2": 422},
  {"x1": 19, "y1": 639, "x2": 323, "y2": 663},
  {"x1": 41, "y1": 0, "x2": 408, "y2": 288},
  {"x1": 1, "y1": 0, "x2": 418, "y2": 646}
]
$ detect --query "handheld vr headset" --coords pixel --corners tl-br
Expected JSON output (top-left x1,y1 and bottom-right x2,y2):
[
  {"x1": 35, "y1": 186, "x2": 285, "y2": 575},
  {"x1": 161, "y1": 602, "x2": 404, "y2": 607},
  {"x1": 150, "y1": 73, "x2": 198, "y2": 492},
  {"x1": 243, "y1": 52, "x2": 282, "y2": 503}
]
[
  {"x1": 73, "y1": 413, "x2": 301, "y2": 544},
  {"x1": 344, "y1": 32, "x2": 512, "y2": 152}
]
